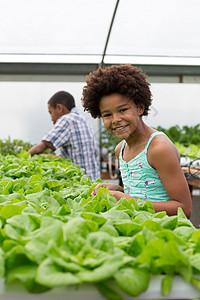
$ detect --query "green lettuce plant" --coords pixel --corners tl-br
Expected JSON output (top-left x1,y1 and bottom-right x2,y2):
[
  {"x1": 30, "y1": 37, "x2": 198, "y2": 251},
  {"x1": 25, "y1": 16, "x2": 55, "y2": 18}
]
[{"x1": 0, "y1": 152, "x2": 199, "y2": 299}]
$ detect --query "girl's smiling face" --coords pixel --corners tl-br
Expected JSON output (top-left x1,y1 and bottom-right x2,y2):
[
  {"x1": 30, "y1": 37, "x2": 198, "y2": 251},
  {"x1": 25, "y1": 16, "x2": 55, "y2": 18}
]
[{"x1": 99, "y1": 93, "x2": 144, "y2": 141}]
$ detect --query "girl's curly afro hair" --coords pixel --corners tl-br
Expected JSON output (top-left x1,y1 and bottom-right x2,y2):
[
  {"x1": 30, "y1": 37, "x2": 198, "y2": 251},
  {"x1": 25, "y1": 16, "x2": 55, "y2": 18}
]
[{"x1": 82, "y1": 64, "x2": 152, "y2": 118}]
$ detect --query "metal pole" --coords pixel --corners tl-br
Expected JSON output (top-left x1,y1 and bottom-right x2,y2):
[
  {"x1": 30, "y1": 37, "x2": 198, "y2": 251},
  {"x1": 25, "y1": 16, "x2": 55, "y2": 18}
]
[
  {"x1": 98, "y1": 0, "x2": 120, "y2": 175},
  {"x1": 99, "y1": 0, "x2": 120, "y2": 68}
]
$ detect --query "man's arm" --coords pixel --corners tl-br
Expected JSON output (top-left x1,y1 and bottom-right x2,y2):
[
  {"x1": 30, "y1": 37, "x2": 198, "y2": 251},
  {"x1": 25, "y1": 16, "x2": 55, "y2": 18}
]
[{"x1": 28, "y1": 141, "x2": 47, "y2": 156}]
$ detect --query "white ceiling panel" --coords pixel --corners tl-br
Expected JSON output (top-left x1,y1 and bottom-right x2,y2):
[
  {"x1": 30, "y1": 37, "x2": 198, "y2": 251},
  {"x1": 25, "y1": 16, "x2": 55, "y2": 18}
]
[{"x1": 0, "y1": 0, "x2": 200, "y2": 67}]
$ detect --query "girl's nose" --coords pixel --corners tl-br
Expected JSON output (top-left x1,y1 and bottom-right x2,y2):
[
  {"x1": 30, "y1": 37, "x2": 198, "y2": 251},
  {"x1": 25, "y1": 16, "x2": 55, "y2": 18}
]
[{"x1": 112, "y1": 113, "x2": 121, "y2": 123}]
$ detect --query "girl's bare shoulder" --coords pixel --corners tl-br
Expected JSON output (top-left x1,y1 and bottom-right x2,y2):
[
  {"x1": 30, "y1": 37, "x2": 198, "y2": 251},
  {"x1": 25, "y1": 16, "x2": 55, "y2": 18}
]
[{"x1": 149, "y1": 133, "x2": 180, "y2": 160}]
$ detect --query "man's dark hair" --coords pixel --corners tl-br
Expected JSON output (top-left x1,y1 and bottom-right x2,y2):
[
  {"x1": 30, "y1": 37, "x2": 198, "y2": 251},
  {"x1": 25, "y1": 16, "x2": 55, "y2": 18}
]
[
  {"x1": 82, "y1": 64, "x2": 152, "y2": 118},
  {"x1": 48, "y1": 91, "x2": 75, "y2": 111}
]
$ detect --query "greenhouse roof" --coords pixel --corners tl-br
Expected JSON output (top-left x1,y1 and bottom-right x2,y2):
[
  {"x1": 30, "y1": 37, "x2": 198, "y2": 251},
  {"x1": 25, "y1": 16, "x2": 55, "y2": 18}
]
[{"x1": 1, "y1": 0, "x2": 200, "y2": 75}]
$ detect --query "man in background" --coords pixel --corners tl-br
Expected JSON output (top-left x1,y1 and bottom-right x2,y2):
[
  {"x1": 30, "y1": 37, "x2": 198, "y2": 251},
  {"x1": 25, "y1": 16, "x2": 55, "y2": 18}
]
[{"x1": 29, "y1": 90, "x2": 100, "y2": 180}]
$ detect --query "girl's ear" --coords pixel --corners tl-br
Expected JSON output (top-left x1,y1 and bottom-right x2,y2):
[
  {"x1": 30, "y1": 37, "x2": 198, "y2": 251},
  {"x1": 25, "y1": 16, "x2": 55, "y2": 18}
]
[{"x1": 138, "y1": 104, "x2": 145, "y2": 115}]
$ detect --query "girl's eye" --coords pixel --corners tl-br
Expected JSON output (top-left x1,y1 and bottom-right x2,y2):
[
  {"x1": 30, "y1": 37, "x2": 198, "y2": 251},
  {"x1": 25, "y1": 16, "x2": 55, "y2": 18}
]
[
  {"x1": 120, "y1": 108, "x2": 127, "y2": 112},
  {"x1": 102, "y1": 113, "x2": 111, "y2": 118}
]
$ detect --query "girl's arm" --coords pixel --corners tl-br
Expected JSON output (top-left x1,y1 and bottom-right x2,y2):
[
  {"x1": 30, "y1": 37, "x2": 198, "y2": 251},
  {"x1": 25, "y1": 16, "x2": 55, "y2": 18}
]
[
  {"x1": 147, "y1": 136, "x2": 192, "y2": 218},
  {"x1": 91, "y1": 141, "x2": 124, "y2": 196},
  {"x1": 91, "y1": 182, "x2": 123, "y2": 196}
]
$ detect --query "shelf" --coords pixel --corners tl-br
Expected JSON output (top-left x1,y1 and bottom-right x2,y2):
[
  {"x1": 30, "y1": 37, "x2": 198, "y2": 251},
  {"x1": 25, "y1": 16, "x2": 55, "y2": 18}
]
[{"x1": 0, "y1": 276, "x2": 199, "y2": 300}]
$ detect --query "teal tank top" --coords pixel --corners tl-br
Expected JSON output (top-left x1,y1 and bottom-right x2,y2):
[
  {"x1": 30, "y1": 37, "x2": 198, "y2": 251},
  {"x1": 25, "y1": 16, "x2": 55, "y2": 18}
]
[{"x1": 119, "y1": 131, "x2": 171, "y2": 202}]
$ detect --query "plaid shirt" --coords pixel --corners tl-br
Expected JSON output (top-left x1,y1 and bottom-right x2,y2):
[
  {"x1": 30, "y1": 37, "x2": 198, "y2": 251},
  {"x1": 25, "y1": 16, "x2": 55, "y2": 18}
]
[{"x1": 42, "y1": 107, "x2": 100, "y2": 180}]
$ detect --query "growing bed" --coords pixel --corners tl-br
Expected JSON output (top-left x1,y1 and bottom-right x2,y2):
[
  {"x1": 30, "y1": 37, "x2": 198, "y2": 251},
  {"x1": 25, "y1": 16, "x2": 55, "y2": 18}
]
[{"x1": 0, "y1": 152, "x2": 199, "y2": 299}]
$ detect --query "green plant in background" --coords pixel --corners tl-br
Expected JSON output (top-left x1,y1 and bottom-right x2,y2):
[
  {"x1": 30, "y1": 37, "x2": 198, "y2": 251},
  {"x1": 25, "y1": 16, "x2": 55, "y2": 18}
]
[
  {"x1": 0, "y1": 137, "x2": 54, "y2": 156},
  {"x1": 0, "y1": 137, "x2": 32, "y2": 156},
  {"x1": 155, "y1": 124, "x2": 200, "y2": 147},
  {"x1": 156, "y1": 124, "x2": 200, "y2": 158},
  {"x1": 175, "y1": 143, "x2": 200, "y2": 158}
]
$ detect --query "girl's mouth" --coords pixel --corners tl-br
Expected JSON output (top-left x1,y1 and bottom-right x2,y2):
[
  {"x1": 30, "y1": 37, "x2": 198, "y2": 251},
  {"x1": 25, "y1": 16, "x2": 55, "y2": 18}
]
[{"x1": 112, "y1": 125, "x2": 128, "y2": 132}]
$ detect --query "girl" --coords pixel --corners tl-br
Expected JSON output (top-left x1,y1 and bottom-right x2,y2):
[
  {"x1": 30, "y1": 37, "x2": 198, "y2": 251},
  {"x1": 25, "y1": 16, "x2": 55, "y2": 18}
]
[{"x1": 82, "y1": 64, "x2": 192, "y2": 218}]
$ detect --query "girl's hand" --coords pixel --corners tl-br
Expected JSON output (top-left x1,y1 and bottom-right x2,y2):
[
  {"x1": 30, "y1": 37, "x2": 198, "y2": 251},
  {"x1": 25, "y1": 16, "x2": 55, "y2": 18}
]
[
  {"x1": 91, "y1": 183, "x2": 123, "y2": 196},
  {"x1": 110, "y1": 190, "x2": 134, "y2": 201}
]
